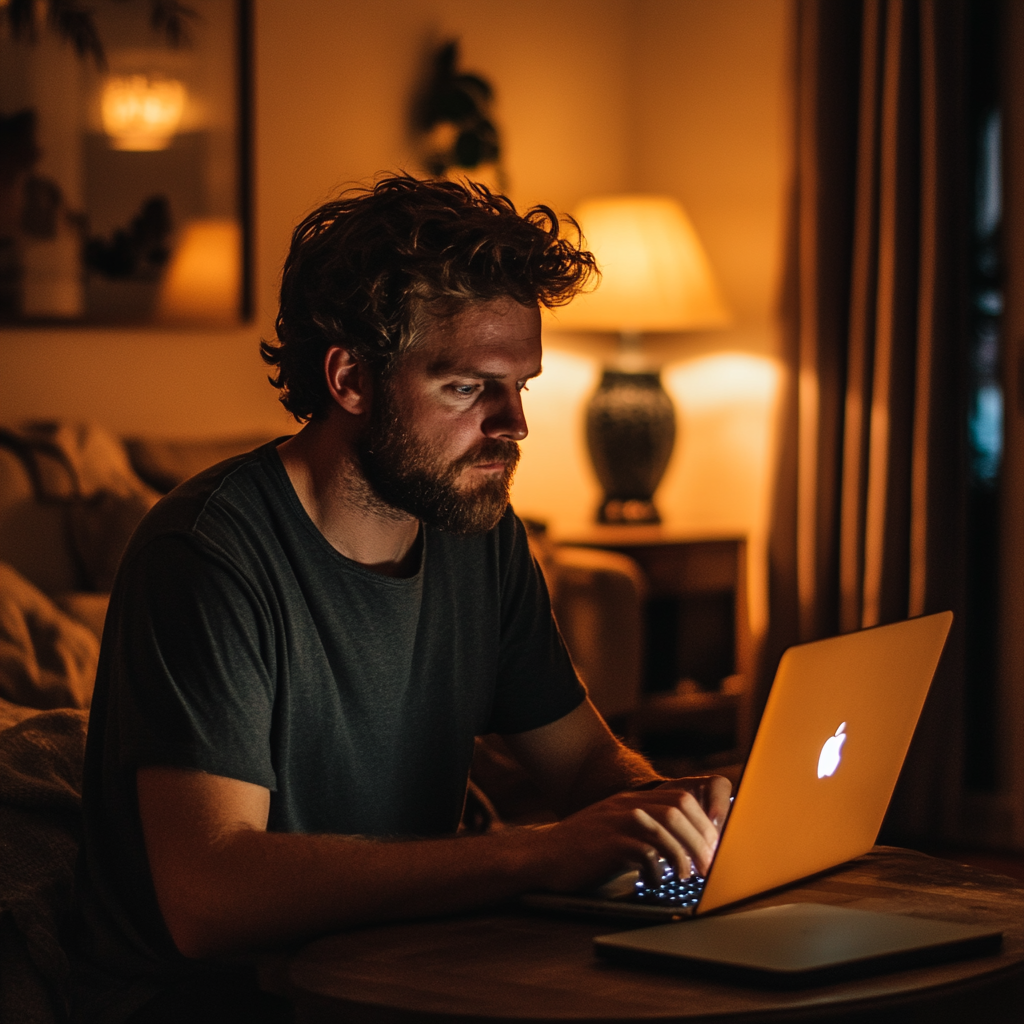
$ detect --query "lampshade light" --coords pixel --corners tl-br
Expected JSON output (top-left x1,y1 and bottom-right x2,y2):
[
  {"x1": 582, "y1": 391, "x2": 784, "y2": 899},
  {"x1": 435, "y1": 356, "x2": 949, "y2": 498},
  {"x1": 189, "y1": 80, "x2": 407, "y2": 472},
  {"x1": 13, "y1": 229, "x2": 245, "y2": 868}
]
[
  {"x1": 157, "y1": 219, "x2": 241, "y2": 324},
  {"x1": 553, "y1": 195, "x2": 729, "y2": 335},
  {"x1": 554, "y1": 194, "x2": 730, "y2": 525},
  {"x1": 101, "y1": 75, "x2": 186, "y2": 151}
]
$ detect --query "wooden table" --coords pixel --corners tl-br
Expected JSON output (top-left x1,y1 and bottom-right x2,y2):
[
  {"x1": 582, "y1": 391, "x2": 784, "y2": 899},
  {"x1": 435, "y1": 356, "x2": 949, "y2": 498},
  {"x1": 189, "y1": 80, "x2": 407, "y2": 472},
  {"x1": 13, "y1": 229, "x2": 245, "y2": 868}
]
[{"x1": 286, "y1": 848, "x2": 1024, "y2": 1023}]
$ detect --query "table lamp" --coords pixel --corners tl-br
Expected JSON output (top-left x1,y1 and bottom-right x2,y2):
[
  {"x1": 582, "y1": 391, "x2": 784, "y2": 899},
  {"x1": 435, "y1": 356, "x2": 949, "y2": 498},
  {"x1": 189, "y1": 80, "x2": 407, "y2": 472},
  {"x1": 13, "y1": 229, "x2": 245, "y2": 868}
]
[{"x1": 551, "y1": 195, "x2": 730, "y2": 524}]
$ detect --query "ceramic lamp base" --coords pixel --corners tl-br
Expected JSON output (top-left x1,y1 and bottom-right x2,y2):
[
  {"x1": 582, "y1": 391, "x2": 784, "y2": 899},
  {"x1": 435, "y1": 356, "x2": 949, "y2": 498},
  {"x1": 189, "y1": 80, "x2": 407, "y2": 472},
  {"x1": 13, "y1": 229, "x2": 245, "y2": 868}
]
[{"x1": 586, "y1": 368, "x2": 676, "y2": 525}]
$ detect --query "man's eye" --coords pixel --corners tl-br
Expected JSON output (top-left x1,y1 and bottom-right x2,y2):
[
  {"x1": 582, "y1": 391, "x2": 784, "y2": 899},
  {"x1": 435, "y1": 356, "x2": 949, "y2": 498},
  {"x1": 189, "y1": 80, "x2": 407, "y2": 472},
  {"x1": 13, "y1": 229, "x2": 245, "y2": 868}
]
[
  {"x1": 517, "y1": 382, "x2": 530, "y2": 393},
  {"x1": 451, "y1": 384, "x2": 479, "y2": 396}
]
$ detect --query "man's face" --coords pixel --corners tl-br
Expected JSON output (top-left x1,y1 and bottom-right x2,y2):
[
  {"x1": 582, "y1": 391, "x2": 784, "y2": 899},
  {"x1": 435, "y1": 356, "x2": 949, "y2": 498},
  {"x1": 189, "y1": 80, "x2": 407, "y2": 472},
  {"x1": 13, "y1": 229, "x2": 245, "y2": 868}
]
[{"x1": 357, "y1": 297, "x2": 542, "y2": 534}]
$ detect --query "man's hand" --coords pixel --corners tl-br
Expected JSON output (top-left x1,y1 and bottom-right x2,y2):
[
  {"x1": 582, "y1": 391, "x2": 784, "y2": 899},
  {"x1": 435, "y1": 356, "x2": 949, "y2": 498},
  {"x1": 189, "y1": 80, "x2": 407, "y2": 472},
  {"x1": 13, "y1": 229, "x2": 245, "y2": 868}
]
[
  {"x1": 646, "y1": 775, "x2": 734, "y2": 831},
  {"x1": 527, "y1": 775, "x2": 731, "y2": 894},
  {"x1": 502, "y1": 699, "x2": 732, "y2": 890}
]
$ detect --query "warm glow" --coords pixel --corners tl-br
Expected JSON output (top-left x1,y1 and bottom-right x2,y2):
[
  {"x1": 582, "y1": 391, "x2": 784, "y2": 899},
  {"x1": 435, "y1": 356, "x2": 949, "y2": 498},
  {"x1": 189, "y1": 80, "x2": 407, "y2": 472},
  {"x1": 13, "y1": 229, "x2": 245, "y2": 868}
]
[
  {"x1": 511, "y1": 346, "x2": 601, "y2": 533},
  {"x1": 549, "y1": 195, "x2": 731, "y2": 333},
  {"x1": 662, "y1": 353, "x2": 783, "y2": 636},
  {"x1": 101, "y1": 75, "x2": 186, "y2": 151},
  {"x1": 157, "y1": 219, "x2": 241, "y2": 324},
  {"x1": 513, "y1": 348, "x2": 782, "y2": 638},
  {"x1": 667, "y1": 352, "x2": 781, "y2": 411}
]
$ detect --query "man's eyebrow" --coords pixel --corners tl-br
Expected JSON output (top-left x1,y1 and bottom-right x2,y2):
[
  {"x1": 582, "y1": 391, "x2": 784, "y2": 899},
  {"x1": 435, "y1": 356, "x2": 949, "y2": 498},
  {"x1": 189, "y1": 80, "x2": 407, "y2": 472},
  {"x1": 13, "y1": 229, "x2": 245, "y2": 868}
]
[{"x1": 426, "y1": 362, "x2": 543, "y2": 381}]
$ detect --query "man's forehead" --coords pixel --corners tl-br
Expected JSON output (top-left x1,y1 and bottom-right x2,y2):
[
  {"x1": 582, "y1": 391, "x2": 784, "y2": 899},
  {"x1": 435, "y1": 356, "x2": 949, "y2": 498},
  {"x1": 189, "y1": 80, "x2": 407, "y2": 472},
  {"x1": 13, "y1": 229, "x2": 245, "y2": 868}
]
[{"x1": 411, "y1": 298, "x2": 542, "y2": 375}]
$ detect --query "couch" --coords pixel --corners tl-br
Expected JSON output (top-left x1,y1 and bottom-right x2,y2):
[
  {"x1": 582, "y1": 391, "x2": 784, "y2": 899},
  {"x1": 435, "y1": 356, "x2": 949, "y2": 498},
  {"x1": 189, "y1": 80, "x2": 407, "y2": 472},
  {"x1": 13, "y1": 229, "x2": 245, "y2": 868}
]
[{"x1": 0, "y1": 420, "x2": 646, "y2": 1022}]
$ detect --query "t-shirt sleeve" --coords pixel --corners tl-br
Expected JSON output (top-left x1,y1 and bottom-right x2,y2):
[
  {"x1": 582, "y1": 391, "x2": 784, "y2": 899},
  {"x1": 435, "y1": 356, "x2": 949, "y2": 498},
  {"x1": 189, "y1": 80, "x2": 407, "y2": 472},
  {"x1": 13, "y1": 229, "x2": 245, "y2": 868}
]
[
  {"x1": 487, "y1": 513, "x2": 586, "y2": 735},
  {"x1": 109, "y1": 532, "x2": 278, "y2": 790}
]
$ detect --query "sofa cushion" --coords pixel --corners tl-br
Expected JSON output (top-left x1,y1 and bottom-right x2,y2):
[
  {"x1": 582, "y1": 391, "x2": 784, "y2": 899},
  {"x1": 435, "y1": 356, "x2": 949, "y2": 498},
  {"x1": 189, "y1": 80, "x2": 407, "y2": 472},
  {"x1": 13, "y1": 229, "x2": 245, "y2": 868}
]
[
  {"x1": 68, "y1": 489, "x2": 159, "y2": 593},
  {"x1": 124, "y1": 434, "x2": 278, "y2": 493},
  {"x1": 5, "y1": 422, "x2": 145, "y2": 499},
  {"x1": 0, "y1": 449, "x2": 80, "y2": 596}
]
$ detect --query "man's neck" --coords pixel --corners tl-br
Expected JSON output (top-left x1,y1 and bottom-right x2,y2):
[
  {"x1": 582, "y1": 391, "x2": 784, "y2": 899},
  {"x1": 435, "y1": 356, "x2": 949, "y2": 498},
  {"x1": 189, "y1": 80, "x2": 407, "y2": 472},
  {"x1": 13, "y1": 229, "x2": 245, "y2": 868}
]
[{"x1": 277, "y1": 420, "x2": 421, "y2": 578}]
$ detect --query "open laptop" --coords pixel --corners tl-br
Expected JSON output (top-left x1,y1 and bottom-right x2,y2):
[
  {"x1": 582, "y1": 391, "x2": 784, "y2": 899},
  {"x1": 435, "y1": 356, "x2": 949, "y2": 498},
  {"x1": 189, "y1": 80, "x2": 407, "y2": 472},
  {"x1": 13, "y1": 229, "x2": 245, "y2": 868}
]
[{"x1": 524, "y1": 611, "x2": 954, "y2": 923}]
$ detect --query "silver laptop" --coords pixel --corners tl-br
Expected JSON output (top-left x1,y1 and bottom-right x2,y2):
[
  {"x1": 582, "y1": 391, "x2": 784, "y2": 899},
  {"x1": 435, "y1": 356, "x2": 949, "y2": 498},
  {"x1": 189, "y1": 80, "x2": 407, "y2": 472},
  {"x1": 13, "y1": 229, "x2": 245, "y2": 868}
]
[
  {"x1": 524, "y1": 612, "x2": 954, "y2": 923},
  {"x1": 593, "y1": 901, "x2": 1002, "y2": 986}
]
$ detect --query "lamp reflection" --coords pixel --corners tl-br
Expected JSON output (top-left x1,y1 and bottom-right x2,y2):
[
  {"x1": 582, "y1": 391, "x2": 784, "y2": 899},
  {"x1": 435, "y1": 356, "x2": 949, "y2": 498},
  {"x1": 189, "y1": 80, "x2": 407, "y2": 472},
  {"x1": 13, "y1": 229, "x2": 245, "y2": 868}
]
[
  {"x1": 157, "y1": 219, "x2": 241, "y2": 324},
  {"x1": 101, "y1": 75, "x2": 186, "y2": 151}
]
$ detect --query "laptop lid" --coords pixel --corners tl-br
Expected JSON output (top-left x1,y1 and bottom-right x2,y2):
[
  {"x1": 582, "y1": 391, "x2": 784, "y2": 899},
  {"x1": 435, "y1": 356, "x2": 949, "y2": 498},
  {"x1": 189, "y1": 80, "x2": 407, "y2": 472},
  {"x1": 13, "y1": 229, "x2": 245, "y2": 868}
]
[{"x1": 696, "y1": 611, "x2": 953, "y2": 914}]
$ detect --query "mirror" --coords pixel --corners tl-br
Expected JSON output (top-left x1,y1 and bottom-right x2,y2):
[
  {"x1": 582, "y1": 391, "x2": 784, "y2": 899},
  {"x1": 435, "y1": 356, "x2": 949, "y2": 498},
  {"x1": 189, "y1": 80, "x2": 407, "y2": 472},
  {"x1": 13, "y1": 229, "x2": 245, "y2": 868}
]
[{"x1": 0, "y1": 0, "x2": 251, "y2": 326}]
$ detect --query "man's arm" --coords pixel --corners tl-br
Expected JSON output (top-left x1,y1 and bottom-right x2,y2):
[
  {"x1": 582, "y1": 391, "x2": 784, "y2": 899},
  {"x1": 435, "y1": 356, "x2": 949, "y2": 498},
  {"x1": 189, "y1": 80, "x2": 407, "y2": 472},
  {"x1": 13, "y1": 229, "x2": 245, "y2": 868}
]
[
  {"x1": 138, "y1": 701, "x2": 729, "y2": 961},
  {"x1": 502, "y1": 697, "x2": 731, "y2": 818},
  {"x1": 502, "y1": 697, "x2": 732, "y2": 870},
  {"x1": 137, "y1": 766, "x2": 555, "y2": 959}
]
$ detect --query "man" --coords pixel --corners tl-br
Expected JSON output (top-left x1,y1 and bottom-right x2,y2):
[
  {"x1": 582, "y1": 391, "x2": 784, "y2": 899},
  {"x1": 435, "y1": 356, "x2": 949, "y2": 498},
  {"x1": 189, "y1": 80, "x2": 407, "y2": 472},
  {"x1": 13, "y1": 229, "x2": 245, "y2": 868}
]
[{"x1": 71, "y1": 176, "x2": 731, "y2": 1023}]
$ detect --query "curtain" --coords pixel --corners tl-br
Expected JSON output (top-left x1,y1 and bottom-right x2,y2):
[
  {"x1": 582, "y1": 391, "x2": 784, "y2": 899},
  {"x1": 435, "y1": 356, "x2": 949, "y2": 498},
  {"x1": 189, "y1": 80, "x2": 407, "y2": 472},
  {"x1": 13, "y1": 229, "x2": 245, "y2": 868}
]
[{"x1": 762, "y1": 0, "x2": 970, "y2": 844}]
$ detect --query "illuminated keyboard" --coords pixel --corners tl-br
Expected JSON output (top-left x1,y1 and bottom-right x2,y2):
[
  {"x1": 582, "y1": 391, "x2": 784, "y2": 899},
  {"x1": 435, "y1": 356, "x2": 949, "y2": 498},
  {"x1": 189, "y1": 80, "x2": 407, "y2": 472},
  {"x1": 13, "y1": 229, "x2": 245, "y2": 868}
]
[{"x1": 630, "y1": 867, "x2": 706, "y2": 908}]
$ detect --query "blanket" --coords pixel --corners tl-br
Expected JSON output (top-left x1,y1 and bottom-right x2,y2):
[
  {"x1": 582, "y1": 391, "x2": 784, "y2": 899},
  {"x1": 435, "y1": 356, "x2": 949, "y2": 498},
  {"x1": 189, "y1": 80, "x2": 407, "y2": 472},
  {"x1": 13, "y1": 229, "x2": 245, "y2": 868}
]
[
  {"x1": 0, "y1": 707, "x2": 89, "y2": 1024},
  {"x1": 0, "y1": 564, "x2": 98, "y2": 711}
]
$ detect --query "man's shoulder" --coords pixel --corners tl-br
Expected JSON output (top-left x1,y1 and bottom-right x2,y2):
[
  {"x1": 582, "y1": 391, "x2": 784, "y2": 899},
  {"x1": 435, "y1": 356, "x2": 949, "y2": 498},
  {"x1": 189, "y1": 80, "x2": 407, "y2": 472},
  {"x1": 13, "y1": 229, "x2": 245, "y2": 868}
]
[{"x1": 125, "y1": 440, "x2": 289, "y2": 563}]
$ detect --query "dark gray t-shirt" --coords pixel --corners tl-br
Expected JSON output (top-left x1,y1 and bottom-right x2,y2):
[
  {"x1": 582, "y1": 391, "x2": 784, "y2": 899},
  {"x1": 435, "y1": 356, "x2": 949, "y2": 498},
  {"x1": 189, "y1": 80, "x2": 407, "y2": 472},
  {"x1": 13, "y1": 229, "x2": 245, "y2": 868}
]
[{"x1": 71, "y1": 441, "x2": 584, "y2": 1022}]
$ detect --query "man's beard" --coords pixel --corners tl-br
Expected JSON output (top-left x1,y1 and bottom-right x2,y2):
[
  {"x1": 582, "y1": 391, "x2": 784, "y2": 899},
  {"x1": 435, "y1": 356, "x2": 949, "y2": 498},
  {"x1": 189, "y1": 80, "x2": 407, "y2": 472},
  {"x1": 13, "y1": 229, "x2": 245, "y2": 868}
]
[{"x1": 357, "y1": 384, "x2": 520, "y2": 535}]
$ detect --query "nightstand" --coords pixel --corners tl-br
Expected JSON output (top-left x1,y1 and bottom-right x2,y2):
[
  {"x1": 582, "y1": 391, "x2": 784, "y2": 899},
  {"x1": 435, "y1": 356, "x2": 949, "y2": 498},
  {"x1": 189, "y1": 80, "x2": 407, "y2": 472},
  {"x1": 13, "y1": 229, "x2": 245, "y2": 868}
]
[{"x1": 554, "y1": 527, "x2": 752, "y2": 775}]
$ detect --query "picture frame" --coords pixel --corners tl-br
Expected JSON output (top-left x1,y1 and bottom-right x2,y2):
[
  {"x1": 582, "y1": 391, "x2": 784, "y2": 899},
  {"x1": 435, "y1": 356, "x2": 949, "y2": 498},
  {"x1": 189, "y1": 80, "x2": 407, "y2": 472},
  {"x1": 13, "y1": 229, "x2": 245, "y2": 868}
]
[{"x1": 0, "y1": 0, "x2": 252, "y2": 327}]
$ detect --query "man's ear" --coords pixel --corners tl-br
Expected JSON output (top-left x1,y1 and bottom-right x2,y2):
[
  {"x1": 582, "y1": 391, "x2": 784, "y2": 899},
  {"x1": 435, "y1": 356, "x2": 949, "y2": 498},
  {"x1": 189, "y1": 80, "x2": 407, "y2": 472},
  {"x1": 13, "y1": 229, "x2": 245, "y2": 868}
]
[{"x1": 324, "y1": 347, "x2": 372, "y2": 416}]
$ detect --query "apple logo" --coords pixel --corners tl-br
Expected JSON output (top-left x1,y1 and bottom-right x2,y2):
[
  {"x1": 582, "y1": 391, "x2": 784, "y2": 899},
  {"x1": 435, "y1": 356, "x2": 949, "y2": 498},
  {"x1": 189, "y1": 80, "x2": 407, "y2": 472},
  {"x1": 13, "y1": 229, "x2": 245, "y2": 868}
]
[{"x1": 817, "y1": 722, "x2": 847, "y2": 779}]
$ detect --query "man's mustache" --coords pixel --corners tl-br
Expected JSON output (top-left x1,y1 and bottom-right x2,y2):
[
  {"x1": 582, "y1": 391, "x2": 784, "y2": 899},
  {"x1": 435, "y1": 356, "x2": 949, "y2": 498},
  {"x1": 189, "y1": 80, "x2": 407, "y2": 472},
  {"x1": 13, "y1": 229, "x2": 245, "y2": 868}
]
[{"x1": 451, "y1": 439, "x2": 521, "y2": 474}]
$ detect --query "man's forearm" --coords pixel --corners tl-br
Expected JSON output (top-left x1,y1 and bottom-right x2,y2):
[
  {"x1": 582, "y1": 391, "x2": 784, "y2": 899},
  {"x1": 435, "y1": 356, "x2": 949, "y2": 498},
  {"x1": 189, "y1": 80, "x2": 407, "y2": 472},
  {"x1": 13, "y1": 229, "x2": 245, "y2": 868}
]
[
  {"x1": 169, "y1": 825, "x2": 553, "y2": 959},
  {"x1": 502, "y1": 699, "x2": 664, "y2": 818},
  {"x1": 557, "y1": 731, "x2": 663, "y2": 814}
]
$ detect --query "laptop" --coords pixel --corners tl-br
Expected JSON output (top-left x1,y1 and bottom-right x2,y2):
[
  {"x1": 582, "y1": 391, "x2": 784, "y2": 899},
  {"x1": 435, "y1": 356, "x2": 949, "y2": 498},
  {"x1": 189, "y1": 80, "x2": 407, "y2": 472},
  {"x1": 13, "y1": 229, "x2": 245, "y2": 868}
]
[
  {"x1": 592, "y1": 902, "x2": 1003, "y2": 987},
  {"x1": 523, "y1": 611, "x2": 954, "y2": 923}
]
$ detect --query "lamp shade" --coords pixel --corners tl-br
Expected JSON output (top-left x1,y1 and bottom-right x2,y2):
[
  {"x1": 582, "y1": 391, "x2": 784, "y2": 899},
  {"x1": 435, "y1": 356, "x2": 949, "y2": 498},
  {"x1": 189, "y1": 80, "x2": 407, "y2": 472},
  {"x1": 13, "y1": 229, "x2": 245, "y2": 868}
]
[
  {"x1": 157, "y1": 219, "x2": 241, "y2": 324},
  {"x1": 553, "y1": 195, "x2": 730, "y2": 333}
]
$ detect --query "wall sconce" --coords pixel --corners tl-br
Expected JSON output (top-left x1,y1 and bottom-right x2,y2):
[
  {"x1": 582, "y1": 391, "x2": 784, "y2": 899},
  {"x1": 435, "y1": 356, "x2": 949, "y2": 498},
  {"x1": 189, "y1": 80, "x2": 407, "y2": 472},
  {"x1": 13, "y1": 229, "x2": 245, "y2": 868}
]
[
  {"x1": 101, "y1": 74, "x2": 186, "y2": 151},
  {"x1": 552, "y1": 195, "x2": 729, "y2": 524}
]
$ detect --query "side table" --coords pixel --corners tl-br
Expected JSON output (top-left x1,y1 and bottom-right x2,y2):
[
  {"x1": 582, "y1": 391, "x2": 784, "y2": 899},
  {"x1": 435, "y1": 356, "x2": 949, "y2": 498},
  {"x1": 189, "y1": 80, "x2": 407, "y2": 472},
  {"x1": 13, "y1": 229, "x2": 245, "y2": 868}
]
[{"x1": 555, "y1": 527, "x2": 753, "y2": 767}]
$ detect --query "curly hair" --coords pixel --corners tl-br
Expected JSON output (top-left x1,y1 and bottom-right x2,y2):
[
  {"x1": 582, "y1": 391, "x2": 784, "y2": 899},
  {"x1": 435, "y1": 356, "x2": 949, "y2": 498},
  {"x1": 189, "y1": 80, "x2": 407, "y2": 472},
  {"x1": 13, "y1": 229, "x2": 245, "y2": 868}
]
[{"x1": 260, "y1": 174, "x2": 597, "y2": 421}]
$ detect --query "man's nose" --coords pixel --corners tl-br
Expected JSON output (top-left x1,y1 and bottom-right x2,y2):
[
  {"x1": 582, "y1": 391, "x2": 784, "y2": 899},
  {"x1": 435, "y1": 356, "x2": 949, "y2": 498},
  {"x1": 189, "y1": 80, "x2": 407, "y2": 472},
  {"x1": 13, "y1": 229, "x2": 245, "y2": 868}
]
[{"x1": 482, "y1": 386, "x2": 528, "y2": 441}]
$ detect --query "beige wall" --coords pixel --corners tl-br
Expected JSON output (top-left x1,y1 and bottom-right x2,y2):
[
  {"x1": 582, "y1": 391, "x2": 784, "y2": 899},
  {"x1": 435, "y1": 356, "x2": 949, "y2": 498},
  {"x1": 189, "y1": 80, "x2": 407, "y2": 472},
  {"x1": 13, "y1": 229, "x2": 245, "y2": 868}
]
[{"x1": 2, "y1": 0, "x2": 793, "y2": 625}]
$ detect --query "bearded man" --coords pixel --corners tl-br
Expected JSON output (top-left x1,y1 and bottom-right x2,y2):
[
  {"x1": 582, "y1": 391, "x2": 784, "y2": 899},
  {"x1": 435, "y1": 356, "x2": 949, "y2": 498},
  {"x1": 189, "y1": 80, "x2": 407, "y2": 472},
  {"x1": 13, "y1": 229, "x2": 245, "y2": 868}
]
[{"x1": 70, "y1": 176, "x2": 731, "y2": 1024}]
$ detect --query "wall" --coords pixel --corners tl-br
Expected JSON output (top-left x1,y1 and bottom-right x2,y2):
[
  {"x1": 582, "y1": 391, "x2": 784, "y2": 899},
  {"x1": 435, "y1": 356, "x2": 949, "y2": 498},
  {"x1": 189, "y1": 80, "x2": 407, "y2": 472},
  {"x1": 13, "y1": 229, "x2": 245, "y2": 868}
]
[
  {"x1": 1, "y1": 0, "x2": 793, "y2": 631},
  {"x1": 516, "y1": 0, "x2": 793, "y2": 639}
]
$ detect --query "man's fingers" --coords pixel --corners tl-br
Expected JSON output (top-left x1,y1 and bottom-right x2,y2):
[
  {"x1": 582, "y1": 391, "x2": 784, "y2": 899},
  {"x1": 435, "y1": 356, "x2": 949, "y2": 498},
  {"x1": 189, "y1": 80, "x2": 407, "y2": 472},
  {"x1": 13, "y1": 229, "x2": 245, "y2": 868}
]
[
  {"x1": 664, "y1": 805, "x2": 717, "y2": 876},
  {"x1": 640, "y1": 775, "x2": 732, "y2": 822},
  {"x1": 706, "y1": 775, "x2": 733, "y2": 829},
  {"x1": 635, "y1": 799, "x2": 717, "y2": 876},
  {"x1": 639, "y1": 846, "x2": 684, "y2": 886},
  {"x1": 657, "y1": 791, "x2": 718, "y2": 870},
  {"x1": 623, "y1": 790, "x2": 719, "y2": 875},
  {"x1": 633, "y1": 807, "x2": 695, "y2": 879}
]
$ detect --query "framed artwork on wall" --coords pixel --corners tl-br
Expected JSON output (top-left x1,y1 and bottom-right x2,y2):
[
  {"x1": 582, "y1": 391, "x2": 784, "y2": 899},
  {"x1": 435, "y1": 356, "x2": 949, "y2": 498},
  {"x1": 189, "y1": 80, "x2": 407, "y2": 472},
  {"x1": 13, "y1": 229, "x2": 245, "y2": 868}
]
[{"x1": 0, "y1": 0, "x2": 252, "y2": 327}]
